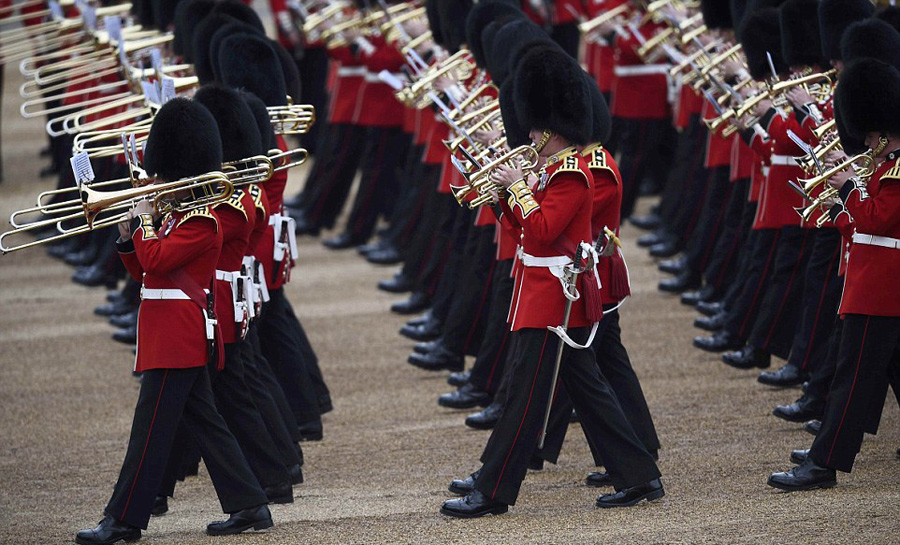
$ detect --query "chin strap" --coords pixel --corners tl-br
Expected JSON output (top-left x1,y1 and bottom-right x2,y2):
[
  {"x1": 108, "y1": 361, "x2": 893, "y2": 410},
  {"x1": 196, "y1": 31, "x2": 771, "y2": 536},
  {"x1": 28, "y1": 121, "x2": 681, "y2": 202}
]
[{"x1": 534, "y1": 129, "x2": 552, "y2": 154}]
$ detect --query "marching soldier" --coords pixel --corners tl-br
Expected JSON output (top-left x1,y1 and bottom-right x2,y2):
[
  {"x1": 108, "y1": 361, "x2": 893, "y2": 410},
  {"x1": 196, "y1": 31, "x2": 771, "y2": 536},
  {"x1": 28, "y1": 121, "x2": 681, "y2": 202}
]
[
  {"x1": 76, "y1": 99, "x2": 272, "y2": 545},
  {"x1": 768, "y1": 57, "x2": 900, "y2": 490},
  {"x1": 440, "y1": 44, "x2": 662, "y2": 518}
]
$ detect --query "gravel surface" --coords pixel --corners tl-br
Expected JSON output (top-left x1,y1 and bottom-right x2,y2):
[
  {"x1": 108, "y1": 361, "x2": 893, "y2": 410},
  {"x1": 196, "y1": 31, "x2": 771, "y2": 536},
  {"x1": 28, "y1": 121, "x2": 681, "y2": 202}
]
[{"x1": 1, "y1": 63, "x2": 899, "y2": 545}]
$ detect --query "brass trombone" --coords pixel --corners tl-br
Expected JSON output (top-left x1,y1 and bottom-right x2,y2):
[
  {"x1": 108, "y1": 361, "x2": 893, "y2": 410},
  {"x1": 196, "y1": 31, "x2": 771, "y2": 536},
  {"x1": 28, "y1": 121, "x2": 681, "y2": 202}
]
[
  {"x1": 1, "y1": 172, "x2": 232, "y2": 254},
  {"x1": 268, "y1": 104, "x2": 316, "y2": 135}
]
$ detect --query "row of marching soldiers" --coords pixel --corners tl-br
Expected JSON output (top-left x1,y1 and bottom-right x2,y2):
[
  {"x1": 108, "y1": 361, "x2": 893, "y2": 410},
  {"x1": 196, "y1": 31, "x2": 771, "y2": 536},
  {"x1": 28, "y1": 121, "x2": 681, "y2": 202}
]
[
  {"x1": 0, "y1": 0, "x2": 334, "y2": 543},
  {"x1": 289, "y1": 0, "x2": 900, "y2": 515},
  {"x1": 290, "y1": 0, "x2": 666, "y2": 517},
  {"x1": 615, "y1": 0, "x2": 900, "y2": 491}
]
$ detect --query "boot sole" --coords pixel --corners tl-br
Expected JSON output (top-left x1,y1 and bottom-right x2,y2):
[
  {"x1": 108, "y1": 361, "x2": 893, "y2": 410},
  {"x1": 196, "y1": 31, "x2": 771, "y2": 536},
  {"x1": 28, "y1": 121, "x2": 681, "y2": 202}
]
[
  {"x1": 268, "y1": 495, "x2": 294, "y2": 504},
  {"x1": 772, "y1": 409, "x2": 819, "y2": 424},
  {"x1": 206, "y1": 517, "x2": 274, "y2": 536},
  {"x1": 438, "y1": 398, "x2": 491, "y2": 410},
  {"x1": 596, "y1": 488, "x2": 665, "y2": 508},
  {"x1": 767, "y1": 478, "x2": 836, "y2": 492},
  {"x1": 75, "y1": 532, "x2": 141, "y2": 545},
  {"x1": 439, "y1": 504, "x2": 508, "y2": 518}
]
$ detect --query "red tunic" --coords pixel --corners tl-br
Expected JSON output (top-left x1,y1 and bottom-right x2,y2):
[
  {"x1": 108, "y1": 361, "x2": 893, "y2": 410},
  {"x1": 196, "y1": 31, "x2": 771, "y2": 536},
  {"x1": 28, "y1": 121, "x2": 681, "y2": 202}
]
[
  {"x1": 501, "y1": 148, "x2": 594, "y2": 330},
  {"x1": 357, "y1": 35, "x2": 405, "y2": 128},
  {"x1": 610, "y1": 20, "x2": 671, "y2": 120},
  {"x1": 838, "y1": 158, "x2": 900, "y2": 317},
  {"x1": 213, "y1": 189, "x2": 255, "y2": 344},
  {"x1": 119, "y1": 208, "x2": 222, "y2": 372},
  {"x1": 327, "y1": 45, "x2": 366, "y2": 125},
  {"x1": 583, "y1": 143, "x2": 625, "y2": 305}
]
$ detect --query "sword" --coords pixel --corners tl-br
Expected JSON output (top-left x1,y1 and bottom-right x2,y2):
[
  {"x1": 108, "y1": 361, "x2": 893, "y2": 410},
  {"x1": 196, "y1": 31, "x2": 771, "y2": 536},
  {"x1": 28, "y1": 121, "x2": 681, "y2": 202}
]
[{"x1": 537, "y1": 243, "x2": 585, "y2": 450}]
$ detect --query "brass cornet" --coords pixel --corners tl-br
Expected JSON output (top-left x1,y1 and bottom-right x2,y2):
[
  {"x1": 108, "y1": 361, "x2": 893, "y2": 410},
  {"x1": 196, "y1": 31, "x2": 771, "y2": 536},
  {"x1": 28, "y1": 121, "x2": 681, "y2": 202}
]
[{"x1": 268, "y1": 104, "x2": 316, "y2": 135}]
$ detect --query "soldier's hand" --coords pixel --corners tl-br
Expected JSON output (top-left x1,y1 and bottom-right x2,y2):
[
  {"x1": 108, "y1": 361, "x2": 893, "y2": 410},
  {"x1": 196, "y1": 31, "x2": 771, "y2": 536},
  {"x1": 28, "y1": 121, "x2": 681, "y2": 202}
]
[
  {"x1": 491, "y1": 162, "x2": 522, "y2": 188},
  {"x1": 474, "y1": 128, "x2": 502, "y2": 145},
  {"x1": 117, "y1": 219, "x2": 131, "y2": 239},
  {"x1": 132, "y1": 199, "x2": 156, "y2": 218},
  {"x1": 786, "y1": 87, "x2": 814, "y2": 109},
  {"x1": 827, "y1": 168, "x2": 853, "y2": 190},
  {"x1": 753, "y1": 99, "x2": 773, "y2": 117}
]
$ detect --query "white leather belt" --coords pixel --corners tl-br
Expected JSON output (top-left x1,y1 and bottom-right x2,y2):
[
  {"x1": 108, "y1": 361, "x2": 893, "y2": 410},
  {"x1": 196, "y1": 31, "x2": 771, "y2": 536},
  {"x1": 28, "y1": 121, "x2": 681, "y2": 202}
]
[
  {"x1": 518, "y1": 249, "x2": 571, "y2": 268},
  {"x1": 337, "y1": 66, "x2": 366, "y2": 77},
  {"x1": 614, "y1": 64, "x2": 670, "y2": 77},
  {"x1": 269, "y1": 213, "x2": 298, "y2": 263},
  {"x1": 141, "y1": 288, "x2": 209, "y2": 300},
  {"x1": 770, "y1": 154, "x2": 797, "y2": 166},
  {"x1": 215, "y1": 270, "x2": 236, "y2": 282},
  {"x1": 852, "y1": 233, "x2": 900, "y2": 249},
  {"x1": 365, "y1": 71, "x2": 403, "y2": 83}
]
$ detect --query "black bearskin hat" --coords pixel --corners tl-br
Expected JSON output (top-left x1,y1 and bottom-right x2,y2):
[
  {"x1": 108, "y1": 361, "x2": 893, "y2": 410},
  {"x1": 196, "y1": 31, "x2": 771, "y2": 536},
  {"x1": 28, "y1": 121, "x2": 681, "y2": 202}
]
[
  {"x1": 488, "y1": 18, "x2": 553, "y2": 86},
  {"x1": 143, "y1": 98, "x2": 222, "y2": 181},
  {"x1": 818, "y1": 0, "x2": 874, "y2": 61},
  {"x1": 153, "y1": 0, "x2": 183, "y2": 30},
  {"x1": 836, "y1": 58, "x2": 900, "y2": 138},
  {"x1": 269, "y1": 39, "x2": 302, "y2": 103},
  {"x1": 833, "y1": 91, "x2": 867, "y2": 155},
  {"x1": 729, "y1": 0, "x2": 747, "y2": 29},
  {"x1": 514, "y1": 45, "x2": 592, "y2": 146},
  {"x1": 211, "y1": 0, "x2": 265, "y2": 33},
  {"x1": 702, "y1": 0, "x2": 733, "y2": 29},
  {"x1": 217, "y1": 33, "x2": 288, "y2": 106},
  {"x1": 425, "y1": 0, "x2": 446, "y2": 47},
  {"x1": 193, "y1": 16, "x2": 259, "y2": 84},
  {"x1": 240, "y1": 90, "x2": 277, "y2": 152},
  {"x1": 841, "y1": 19, "x2": 900, "y2": 70},
  {"x1": 739, "y1": 7, "x2": 787, "y2": 79},
  {"x1": 779, "y1": 0, "x2": 824, "y2": 67},
  {"x1": 498, "y1": 80, "x2": 529, "y2": 148},
  {"x1": 465, "y1": 0, "x2": 522, "y2": 65},
  {"x1": 876, "y1": 6, "x2": 900, "y2": 33},
  {"x1": 173, "y1": 0, "x2": 215, "y2": 60},
  {"x1": 439, "y1": 0, "x2": 475, "y2": 52},
  {"x1": 192, "y1": 85, "x2": 263, "y2": 162},
  {"x1": 587, "y1": 77, "x2": 611, "y2": 144}
]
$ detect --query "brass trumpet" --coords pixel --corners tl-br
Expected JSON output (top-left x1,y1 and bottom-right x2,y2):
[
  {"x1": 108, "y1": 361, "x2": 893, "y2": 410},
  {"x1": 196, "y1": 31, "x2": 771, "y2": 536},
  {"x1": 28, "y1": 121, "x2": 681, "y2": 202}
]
[
  {"x1": 791, "y1": 152, "x2": 875, "y2": 200},
  {"x1": 460, "y1": 146, "x2": 541, "y2": 209},
  {"x1": 268, "y1": 104, "x2": 316, "y2": 135},
  {"x1": 578, "y1": 4, "x2": 630, "y2": 36}
]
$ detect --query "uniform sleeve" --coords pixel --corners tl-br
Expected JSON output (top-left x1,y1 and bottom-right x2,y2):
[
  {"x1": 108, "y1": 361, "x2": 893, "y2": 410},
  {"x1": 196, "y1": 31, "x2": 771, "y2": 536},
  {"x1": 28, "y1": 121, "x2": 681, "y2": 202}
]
[
  {"x1": 500, "y1": 172, "x2": 589, "y2": 247},
  {"x1": 118, "y1": 224, "x2": 144, "y2": 282},
  {"x1": 591, "y1": 170, "x2": 620, "y2": 237},
  {"x1": 839, "y1": 176, "x2": 900, "y2": 235},
  {"x1": 134, "y1": 216, "x2": 219, "y2": 275}
]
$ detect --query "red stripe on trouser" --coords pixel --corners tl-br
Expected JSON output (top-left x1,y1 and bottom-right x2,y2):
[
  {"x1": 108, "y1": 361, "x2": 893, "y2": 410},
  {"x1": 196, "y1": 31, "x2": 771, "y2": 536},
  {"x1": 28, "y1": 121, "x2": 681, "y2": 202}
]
[
  {"x1": 491, "y1": 331, "x2": 550, "y2": 500},
  {"x1": 826, "y1": 317, "x2": 869, "y2": 466},
  {"x1": 485, "y1": 328, "x2": 510, "y2": 391},
  {"x1": 799, "y1": 246, "x2": 840, "y2": 370},
  {"x1": 762, "y1": 232, "x2": 811, "y2": 349},
  {"x1": 738, "y1": 234, "x2": 779, "y2": 337},
  {"x1": 120, "y1": 369, "x2": 169, "y2": 520}
]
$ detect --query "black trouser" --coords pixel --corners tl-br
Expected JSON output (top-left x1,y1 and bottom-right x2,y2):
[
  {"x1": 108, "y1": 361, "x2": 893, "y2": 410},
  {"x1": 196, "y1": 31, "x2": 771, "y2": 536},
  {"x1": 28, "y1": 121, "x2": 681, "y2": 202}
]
[
  {"x1": 296, "y1": 46, "x2": 329, "y2": 156},
  {"x1": 237, "y1": 338, "x2": 303, "y2": 467},
  {"x1": 257, "y1": 288, "x2": 325, "y2": 424},
  {"x1": 664, "y1": 118, "x2": 709, "y2": 241},
  {"x1": 701, "y1": 178, "x2": 750, "y2": 299},
  {"x1": 380, "y1": 143, "x2": 427, "y2": 251},
  {"x1": 746, "y1": 227, "x2": 815, "y2": 358},
  {"x1": 536, "y1": 309, "x2": 661, "y2": 465},
  {"x1": 402, "y1": 190, "x2": 459, "y2": 299},
  {"x1": 210, "y1": 344, "x2": 290, "y2": 487},
  {"x1": 806, "y1": 315, "x2": 842, "y2": 403},
  {"x1": 616, "y1": 118, "x2": 673, "y2": 220},
  {"x1": 784, "y1": 228, "x2": 843, "y2": 373},
  {"x1": 106, "y1": 367, "x2": 267, "y2": 529},
  {"x1": 468, "y1": 259, "x2": 515, "y2": 396},
  {"x1": 723, "y1": 228, "x2": 780, "y2": 341},
  {"x1": 342, "y1": 127, "x2": 410, "y2": 242},
  {"x1": 475, "y1": 327, "x2": 660, "y2": 505},
  {"x1": 246, "y1": 322, "x2": 305, "y2": 447},
  {"x1": 684, "y1": 166, "x2": 733, "y2": 278},
  {"x1": 720, "y1": 201, "x2": 759, "y2": 311},
  {"x1": 296, "y1": 123, "x2": 366, "y2": 230},
  {"x1": 429, "y1": 207, "x2": 475, "y2": 324},
  {"x1": 439, "y1": 225, "x2": 496, "y2": 357},
  {"x1": 809, "y1": 314, "x2": 900, "y2": 473}
]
